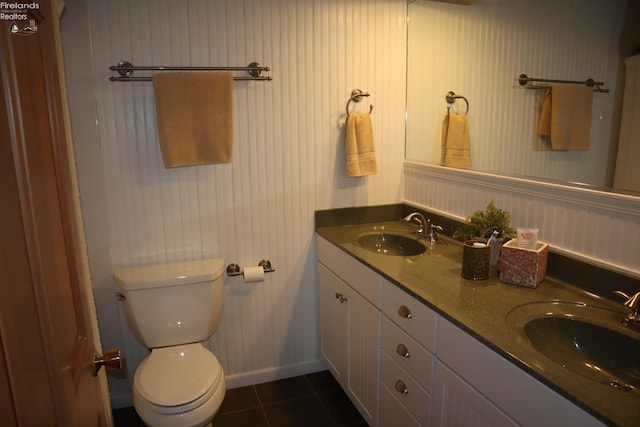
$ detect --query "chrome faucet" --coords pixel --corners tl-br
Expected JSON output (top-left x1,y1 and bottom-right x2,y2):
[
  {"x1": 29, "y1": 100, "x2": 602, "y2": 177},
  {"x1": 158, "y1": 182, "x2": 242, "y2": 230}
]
[
  {"x1": 403, "y1": 213, "x2": 443, "y2": 243},
  {"x1": 613, "y1": 290, "x2": 640, "y2": 329}
]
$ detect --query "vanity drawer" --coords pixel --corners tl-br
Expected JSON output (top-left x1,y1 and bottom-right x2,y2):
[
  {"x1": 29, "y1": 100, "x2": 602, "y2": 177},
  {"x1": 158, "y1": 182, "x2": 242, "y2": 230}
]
[
  {"x1": 379, "y1": 382, "x2": 421, "y2": 427},
  {"x1": 381, "y1": 352, "x2": 431, "y2": 426},
  {"x1": 382, "y1": 278, "x2": 436, "y2": 351},
  {"x1": 317, "y1": 236, "x2": 381, "y2": 307},
  {"x1": 382, "y1": 316, "x2": 434, "y2": 393}
]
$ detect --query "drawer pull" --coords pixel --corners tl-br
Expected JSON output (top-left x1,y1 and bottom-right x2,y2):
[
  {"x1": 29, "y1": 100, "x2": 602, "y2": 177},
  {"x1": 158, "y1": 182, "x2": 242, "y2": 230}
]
[
  {"x1": 396, "y1": 343, "x2": 410, "y2": 358},
  {"x1": 397, "y1": 305, "x2": 412, "y2": 319},
  {"x1": 335, "y1": 292, "x2": 347, "y2": 303},
  {"x1": 395, "y1": 379, "x2": 409, "y2": 394}
]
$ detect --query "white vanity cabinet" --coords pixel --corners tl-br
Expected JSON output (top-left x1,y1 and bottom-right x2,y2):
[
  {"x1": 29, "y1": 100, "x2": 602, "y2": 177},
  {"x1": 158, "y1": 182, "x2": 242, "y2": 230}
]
[
  {"x1": 433, "y1": 317, "x2": 604, "y2": 427},
  {"x1": 379, "y1": 279, "x2": 437, "y2": 427},
  {"x1": 317, "y1": 236, "x2": 381, "y2": 426},
  {"x1": 316, "y1": 234, "x2": 605, "y2": 427}
]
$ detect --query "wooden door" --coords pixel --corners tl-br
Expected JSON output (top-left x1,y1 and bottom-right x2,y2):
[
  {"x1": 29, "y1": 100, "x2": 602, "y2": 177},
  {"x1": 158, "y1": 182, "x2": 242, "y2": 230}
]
[{"x1": 0, "y1": 0, "x2": 109, "y2": 425}]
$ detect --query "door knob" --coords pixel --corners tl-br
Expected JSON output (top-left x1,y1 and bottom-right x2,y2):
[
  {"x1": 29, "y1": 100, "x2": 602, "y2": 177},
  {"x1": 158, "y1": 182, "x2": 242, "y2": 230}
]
[{"x1": 93, "y1": 348, "x2": 122, "y2": 376}]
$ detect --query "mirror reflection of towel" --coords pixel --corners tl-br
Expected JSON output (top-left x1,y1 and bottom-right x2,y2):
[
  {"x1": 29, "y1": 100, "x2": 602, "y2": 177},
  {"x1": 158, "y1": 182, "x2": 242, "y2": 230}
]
[
  {"x1": 442, "y1": 114, "x2": 471, "y2": 169},
  {"x1": 538, "y1": 84, "x2": 592, "y2": 150},
  {"x1": 345, "y1": 113, "x2": 377, "y2": 177}
]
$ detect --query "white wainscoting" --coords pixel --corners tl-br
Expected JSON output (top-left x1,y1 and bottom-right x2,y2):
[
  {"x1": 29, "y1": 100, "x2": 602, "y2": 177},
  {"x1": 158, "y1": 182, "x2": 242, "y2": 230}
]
[
  {"x1": 66, "y1": 0, "x2": 407, "y2": 407},
  {"x1": 404, "y1": 161, "x2": 640, "y2": 278}
]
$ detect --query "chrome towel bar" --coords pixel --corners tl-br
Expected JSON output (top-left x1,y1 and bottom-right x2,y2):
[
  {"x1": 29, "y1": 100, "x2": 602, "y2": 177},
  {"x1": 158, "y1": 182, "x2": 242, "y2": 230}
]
[
  {"x1": 518, "y1": 74, "x2": 608, "y2": 93},
  {"x1": 109, "y1": 60, "x2": 272, "y2": 82}
]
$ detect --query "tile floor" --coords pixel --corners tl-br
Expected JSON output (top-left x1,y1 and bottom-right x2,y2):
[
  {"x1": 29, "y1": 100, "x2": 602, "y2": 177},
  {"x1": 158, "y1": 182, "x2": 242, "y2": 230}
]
[{"x1": 112, "y1": 370, "x2": 367, "y2": 427}]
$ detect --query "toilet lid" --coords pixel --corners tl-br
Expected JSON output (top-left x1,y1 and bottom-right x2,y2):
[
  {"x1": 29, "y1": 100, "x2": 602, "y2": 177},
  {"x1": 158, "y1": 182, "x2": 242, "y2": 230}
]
[{"x1": 136, "y1": 343, "x2": 222, "y2": 407}]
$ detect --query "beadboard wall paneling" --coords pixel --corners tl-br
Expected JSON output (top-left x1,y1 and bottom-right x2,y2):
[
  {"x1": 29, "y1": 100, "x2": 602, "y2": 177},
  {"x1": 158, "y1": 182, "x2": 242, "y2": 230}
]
[
  {"x1": 406, "y1": 0, "x2": 624, "y2": 187},
  {"x1": 77, "y1": 0, "x2": 406, "y2": 404},
  {"x1": 404, "y1": 162, "x2": 640, "y2": 278}
]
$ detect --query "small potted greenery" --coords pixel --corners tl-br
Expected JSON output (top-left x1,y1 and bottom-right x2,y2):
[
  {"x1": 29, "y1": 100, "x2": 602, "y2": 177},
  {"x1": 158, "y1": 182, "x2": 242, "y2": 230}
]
[
  {"x1": 453, "y1": 201, "x2": 515, "y2": 241},
  {"x1": 454, "y1": 201, "x2": 515, "y2": 268}
]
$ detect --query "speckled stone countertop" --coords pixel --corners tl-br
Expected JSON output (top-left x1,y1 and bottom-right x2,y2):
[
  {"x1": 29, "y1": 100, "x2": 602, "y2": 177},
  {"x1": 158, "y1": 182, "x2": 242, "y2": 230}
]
[{"x1": 316, "y1": 217, "x2": 640, "y2": 427}]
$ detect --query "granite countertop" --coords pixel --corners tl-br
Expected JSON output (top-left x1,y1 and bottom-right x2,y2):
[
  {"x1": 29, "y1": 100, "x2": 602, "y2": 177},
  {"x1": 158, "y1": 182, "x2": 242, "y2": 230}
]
[{"x1": 316, "y1": 219, "x2": 640, "y2": 427}]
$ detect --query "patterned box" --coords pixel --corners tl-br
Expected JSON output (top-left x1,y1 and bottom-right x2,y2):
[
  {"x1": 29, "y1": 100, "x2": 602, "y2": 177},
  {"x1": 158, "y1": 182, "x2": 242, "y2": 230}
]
[{"x1": 499, "y1": 239, "x2": 549, "y2": 288}]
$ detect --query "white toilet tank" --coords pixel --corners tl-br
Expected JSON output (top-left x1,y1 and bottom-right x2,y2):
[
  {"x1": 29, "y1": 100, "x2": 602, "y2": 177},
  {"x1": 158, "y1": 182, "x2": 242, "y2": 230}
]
[{"x1": 114, "y1": 259, "x2": 225, "y2": 349}]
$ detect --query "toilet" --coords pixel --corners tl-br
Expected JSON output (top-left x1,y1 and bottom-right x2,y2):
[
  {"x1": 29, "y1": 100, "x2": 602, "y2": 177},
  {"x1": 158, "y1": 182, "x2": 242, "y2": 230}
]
[{"x1": 114, "y1": 259, "x2": 227, "y2": 427}]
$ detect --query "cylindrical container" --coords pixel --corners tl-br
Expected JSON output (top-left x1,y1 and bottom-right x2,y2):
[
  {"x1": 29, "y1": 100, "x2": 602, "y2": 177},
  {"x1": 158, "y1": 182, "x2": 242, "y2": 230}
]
[
  {"x1": 488, "y1": 238, "x2": 504, "y2": 267},
  {"x1": 461, "y1": 241, "x2": 490, "y2": 280}
]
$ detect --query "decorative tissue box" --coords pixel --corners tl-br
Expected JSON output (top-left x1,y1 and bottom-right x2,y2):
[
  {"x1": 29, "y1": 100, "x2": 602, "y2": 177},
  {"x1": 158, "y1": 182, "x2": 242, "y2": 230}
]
[{"x1": 500, "y1": 239, "x2": 549, "y2": 288}]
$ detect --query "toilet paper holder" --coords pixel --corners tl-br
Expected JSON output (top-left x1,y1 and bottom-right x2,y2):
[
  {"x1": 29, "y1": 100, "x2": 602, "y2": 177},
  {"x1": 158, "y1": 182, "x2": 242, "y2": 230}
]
[{"x1": 226, "y1": 260, "x2": 275, "y2": 277}]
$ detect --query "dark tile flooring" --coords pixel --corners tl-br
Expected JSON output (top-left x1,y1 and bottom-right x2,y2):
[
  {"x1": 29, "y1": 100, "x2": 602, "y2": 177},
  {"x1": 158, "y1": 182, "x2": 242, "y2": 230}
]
[{"x1": 113, "y1": 370, "x2": 367, "y2": 427}]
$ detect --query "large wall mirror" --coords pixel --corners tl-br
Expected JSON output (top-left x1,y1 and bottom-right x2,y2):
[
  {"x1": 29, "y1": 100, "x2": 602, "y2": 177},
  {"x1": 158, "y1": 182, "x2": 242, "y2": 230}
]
[{"x1": 406, "y1": 0, "x2": 639, "y2": 195}]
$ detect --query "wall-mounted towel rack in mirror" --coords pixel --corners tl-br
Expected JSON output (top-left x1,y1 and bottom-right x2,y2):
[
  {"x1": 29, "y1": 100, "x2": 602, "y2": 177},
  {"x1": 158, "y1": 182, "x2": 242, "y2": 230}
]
[
  {"x1": 518, "y1": 74, "x2": 608, "y2": 93},
  {"x1": 445, "y1": 91, "x2": 469, "y2": 114},
  {"x1": 109, "y1": 61, "x2": 272, "y2": 82},
  {"x1": 346, "y1": 89, "x2": 374, "y2": 117}
]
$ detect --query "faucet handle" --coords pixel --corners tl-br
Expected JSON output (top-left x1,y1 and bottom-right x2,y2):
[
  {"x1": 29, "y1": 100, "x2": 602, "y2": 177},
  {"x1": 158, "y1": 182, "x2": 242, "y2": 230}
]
[
  {"x1": 613, "y1": 291, "x2": 640, "y2": 312},
  {"x1": 426, "y1": 223, "x2": 443, "y2": 243}
]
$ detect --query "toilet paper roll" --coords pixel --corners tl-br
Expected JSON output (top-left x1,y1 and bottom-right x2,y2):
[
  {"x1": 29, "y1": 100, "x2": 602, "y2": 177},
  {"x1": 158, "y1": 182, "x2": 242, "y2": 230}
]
[{"x1": 243, "y1": 266, "x2": 264, "y2": 283}]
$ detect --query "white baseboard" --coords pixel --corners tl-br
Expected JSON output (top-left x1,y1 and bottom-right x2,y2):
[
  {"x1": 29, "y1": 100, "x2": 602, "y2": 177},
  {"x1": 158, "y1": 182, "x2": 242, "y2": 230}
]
[{"x1": 225, "y1": 359, "x2": 327, "y2": 389}]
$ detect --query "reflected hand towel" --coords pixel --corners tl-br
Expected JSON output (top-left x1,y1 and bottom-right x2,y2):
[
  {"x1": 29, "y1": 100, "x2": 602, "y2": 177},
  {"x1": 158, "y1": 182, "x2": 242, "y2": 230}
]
[
  {"x1": 538, "y1": 84, "x2": 592, "y2": 150},
  {"x1": 442, "y1": 113, "x2": 471, "y2": 169}
]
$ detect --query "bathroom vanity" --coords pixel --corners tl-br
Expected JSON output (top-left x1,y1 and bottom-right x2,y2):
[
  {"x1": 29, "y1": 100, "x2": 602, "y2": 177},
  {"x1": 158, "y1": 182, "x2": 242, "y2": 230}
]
[{"x1": 316, "y1": 212, "x2": 639, "y2": 427}]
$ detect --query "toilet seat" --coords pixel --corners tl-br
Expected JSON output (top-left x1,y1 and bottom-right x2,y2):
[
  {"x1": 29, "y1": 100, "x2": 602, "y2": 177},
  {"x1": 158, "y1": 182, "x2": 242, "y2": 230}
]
[{"x1": 135, "y1": 343, "x2": 223, "y2": 413}]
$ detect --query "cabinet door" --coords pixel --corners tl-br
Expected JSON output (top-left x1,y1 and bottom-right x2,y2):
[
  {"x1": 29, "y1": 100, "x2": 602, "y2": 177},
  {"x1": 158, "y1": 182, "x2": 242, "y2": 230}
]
[
  {"x1": 318, "y1": 263, "x2": 348, "y2": 385},
  {"x1": 346, "y1": 285, "x2": 381, "y2": 425},
  {"x1": 432, "y1": 361, "x2": 517, "y2": 427}
]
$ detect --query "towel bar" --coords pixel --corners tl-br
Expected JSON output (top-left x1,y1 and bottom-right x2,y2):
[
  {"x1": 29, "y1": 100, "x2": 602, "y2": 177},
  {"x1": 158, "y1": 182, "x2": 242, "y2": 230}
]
[
  {"x1": 518, "y1": 74, "x2": 608, "y2": 93},
  {"x1": 109, "y1": 60, "x2": 272, "y2": 82}
]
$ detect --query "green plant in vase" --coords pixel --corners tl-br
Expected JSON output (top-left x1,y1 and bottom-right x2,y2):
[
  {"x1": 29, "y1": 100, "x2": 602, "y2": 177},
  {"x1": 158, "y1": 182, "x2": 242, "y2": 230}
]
[
  {"x1": 453, "y1": 201, "x2": 515, "y2": 241},
  {"x1": 454, "y1": 201, "x2": 515, "y2": 268}
]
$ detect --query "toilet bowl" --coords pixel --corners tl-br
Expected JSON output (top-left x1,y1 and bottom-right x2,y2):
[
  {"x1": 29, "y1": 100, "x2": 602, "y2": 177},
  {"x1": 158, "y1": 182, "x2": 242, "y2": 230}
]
[
  {"x1": 114, "y1": 259, "x2": 226, "y2": 427},
  {"x1": 133, "y1": 344, "x2": 226, "y2": 427}
]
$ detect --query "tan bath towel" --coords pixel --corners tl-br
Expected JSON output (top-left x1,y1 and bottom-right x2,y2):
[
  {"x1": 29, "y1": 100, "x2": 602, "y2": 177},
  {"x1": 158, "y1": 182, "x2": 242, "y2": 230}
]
[
  {"x1": 538, "y1": 84, "x2": 592, "y2": 150},
  {"x1": 153, "y1": 72, "x2": 233, "y2": 168},
  {"x1": 345, "y1": 113, "x2": 377, "y2": 177},
  {"x1": 442, "y1": 113, "x2": 471, "y2": 169}
]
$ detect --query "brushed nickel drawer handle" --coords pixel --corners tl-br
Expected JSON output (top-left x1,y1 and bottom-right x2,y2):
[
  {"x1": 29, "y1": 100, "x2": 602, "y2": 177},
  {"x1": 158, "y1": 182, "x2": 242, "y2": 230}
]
[
  {"x1": 396, "y1": 343, "x2": 410, "y2": 358},
  {"x1": 395, "y1": 379, "x2": 409, "y2": 394},
  {"x1": 397, "y1": 305, "x2": 412, "y2": 319}
]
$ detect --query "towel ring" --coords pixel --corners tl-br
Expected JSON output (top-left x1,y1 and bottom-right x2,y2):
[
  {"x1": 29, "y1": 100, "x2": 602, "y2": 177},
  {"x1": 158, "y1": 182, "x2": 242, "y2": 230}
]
[
  {"x1": 346, "y1": 89, "x2": 374, "y2": 117},
  {"x1": 445, "y1": 91, "x2": 469, "y2": 115}
]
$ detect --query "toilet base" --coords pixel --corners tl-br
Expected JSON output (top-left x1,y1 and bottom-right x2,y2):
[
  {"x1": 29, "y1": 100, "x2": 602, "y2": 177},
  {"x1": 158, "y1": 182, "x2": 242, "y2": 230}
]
[
  {"x1": 133, "y1": 380, "x2": 226, "y2": 427},
  {"x1": 134, "y1": 373, "x2": 225, "y2": 427}
]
